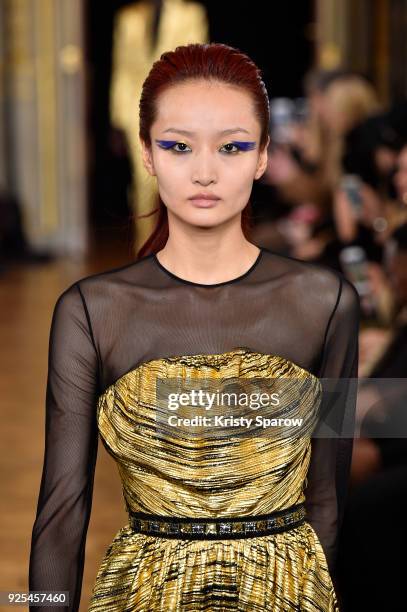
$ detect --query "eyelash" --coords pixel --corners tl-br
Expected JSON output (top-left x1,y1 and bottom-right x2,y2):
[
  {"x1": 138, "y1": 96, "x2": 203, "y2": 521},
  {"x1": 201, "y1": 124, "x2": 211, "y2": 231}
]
[{"x1": 155, "y1": 140, "x2": 256, "y2": 154}]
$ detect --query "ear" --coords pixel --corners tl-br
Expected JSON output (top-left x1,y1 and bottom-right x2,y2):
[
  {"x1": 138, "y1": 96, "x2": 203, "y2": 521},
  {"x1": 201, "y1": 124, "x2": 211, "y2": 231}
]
[
  {"x1": 254, "y1": 135, "x2": 270, "y2": 180},
  {"x1": 140, "y1": 138, "x2": 156, "y2": 176}
]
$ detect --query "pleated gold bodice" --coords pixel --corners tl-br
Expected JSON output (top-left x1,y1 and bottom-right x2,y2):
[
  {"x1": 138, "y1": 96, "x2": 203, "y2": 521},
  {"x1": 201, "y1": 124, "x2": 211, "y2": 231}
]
[{"x1": 96, "y1": 348, "x2": 321, "y2": 518}]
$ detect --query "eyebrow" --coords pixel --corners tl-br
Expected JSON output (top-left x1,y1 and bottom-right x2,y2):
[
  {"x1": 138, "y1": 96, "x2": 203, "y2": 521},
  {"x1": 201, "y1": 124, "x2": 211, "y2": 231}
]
[{"x1": 161, "y1": 127, "x2": 251, "y2": 136}]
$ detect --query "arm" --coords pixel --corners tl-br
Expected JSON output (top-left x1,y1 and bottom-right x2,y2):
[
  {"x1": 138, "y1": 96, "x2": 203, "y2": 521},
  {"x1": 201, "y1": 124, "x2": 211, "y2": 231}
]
[
  {"x1": 304, "y1": 273, "x2": 360, "y2": 580},
  {"x1": 29, "y1": 283, "x2": 100, "y2": 611}
]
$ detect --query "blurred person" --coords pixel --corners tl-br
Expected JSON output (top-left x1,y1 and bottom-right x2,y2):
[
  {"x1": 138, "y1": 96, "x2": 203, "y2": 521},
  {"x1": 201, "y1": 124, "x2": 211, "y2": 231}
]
[
  {"x1": 388, "y1": 135, "x2": 407, "y2": 233},
  {"x1": 354, "y1": 222, "x2": 407, "y2": 438},
  {"x1": 344, "y1": 100, "x2": 407, "y2": 195},
  {"x1": 306, "y1": 73, "x2": 380, "y2": 213},
  {"x1": 334, "y1": 105, "x2": 407, "y2": 248},
  {"x1": 286, "y1": 71, "x2": 380, "y2": 194},
  {"x1": 264, "y1": 73, "x2": 380, "y2": 269},
  {"x1": 334, "y1": 134, "x2": 407, "y2": 321},
  {"x1": 304, "y1": 68, "x2": 350, "y2": 117},
  {"x1": 336, "y1": 221, "x2": 407, "y2": 612},
  {"x1": 317, "y1": 76, "x2": 380, "y2": 136},
  {"x1": 258, "y1": 71, "x2": 348, "y2": 256}
]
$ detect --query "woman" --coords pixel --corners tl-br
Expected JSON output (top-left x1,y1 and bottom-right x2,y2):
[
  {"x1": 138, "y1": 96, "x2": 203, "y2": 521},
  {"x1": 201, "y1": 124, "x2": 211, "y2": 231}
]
[{"x1": 29, "y1": 43, "x2": 360, "y2": 611}]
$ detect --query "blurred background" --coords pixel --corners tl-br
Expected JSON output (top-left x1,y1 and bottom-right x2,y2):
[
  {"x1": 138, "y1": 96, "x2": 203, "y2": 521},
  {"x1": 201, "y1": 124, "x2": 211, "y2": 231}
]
[{"x1": 1, "y1": 0, "x2": 407, "y2": 610}]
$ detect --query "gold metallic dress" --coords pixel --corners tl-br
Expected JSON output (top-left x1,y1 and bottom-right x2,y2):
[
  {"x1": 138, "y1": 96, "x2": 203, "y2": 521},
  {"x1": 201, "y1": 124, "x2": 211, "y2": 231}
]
[{"x1": 29, "y1": 247, "x2": 360, "y2": 611}]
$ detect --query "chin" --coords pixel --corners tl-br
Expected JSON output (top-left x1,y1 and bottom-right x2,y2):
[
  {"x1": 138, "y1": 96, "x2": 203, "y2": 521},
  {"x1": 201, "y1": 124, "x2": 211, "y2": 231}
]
[
  {"x1": 187, "y1": 216, "x2": 224, "y2": 229},
  {"x1": 169, "y1": 204, "x2": 240, "y2": 228},
  {"x1": 187, "y1": 214, "x2": 232, "y2": 230}
]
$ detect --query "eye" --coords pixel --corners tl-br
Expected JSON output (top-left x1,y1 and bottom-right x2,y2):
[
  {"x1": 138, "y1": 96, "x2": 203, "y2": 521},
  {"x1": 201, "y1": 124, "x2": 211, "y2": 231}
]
[
  {"x1": 172, "y1": 142, "x2": 191, "y2": 153},
  {"x1": 220, "y1": 143, "x2": 240, "y2": 154},
  {"x1": 155, "y1": 140, "x2": 191, "y2": 154},
  {"x1": 220, "y1": 141, "x2": 257, "y2": 154}
]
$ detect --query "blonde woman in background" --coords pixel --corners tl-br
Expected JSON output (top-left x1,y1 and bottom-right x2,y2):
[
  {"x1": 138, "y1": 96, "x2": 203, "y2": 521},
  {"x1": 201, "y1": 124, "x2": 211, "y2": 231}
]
[
  {"x1": 264, "y1": 72, "x2": 381, "y2": 262},
  {"x1": 305, "y1": 73, "x2": 380, "y2": 192}
]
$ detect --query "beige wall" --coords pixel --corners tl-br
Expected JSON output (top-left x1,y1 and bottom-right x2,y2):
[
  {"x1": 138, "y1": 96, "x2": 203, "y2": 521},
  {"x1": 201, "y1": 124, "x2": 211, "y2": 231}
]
[{"x1": 1, "y1": 0, "x2": 87, "y2": 257}]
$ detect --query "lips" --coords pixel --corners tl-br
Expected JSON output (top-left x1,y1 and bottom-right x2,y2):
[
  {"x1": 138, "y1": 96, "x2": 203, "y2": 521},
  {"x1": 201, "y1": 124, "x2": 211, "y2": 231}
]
[
  {"x1": 189, "y1": 198, "x2": 220, "y2": 208},
  {"x1": 189, "y1": 193, "x2": 221, "y2": 207},
  {"x1": 189, "y1": 193, "x2": 221, "y2": 201}
]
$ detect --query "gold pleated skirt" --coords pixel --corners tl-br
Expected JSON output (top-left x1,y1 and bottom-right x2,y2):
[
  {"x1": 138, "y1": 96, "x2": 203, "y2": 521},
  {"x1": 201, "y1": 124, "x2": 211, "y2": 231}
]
[{"x1": 88, "y1": 521, "x2": 338, "y2": 611}]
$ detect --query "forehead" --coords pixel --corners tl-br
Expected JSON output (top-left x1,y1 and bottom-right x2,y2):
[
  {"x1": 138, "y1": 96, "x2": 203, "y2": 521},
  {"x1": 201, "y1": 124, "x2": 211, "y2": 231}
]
[{"x1": 153, "y1": 80, "x2": 259, "y2": 134}]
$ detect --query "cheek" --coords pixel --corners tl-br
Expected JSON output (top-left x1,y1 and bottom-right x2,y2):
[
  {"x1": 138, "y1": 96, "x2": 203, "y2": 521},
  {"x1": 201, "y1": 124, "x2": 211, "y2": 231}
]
[
  {"x1": 222, "y1": 157, "x2": 259, "y2": 187},
  {"x1": 154, "y1": 156, "x2": 187, "y2": 190}
]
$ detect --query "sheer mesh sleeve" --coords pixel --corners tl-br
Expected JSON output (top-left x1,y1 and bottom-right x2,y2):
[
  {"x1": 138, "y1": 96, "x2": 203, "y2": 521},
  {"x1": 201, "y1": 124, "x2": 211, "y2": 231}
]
[
  {"x1": 29, "y1": 282, "x2": 100, "y2": 612},
  {"x1": 303, "y1": 273, "x2": 360, "y2": 579}
]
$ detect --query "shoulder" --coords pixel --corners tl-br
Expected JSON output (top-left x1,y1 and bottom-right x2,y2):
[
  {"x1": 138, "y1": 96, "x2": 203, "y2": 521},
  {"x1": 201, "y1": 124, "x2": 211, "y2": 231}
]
[
  {"x1": 54, "y1": 254, "x2": 156, "y2": 310},
  {"x1": 261, "y1": 247, "x2": 360, "y2": 316}
]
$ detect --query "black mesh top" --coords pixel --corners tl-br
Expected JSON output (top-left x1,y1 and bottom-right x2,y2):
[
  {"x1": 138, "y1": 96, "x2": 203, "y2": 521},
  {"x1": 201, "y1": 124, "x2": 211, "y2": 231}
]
[{"x1": 28, "y1": 246, "x2": 360, "y2": 611}]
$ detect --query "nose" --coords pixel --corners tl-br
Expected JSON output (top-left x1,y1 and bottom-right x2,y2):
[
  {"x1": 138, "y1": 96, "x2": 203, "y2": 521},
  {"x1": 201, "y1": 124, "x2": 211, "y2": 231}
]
[{"x1": 191, "y1": 147, "x2": 217, "y2": 185}]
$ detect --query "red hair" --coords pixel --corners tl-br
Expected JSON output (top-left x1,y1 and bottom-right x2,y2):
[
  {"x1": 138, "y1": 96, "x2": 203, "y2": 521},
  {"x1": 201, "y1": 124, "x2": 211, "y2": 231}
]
[{"x1": 135, "y1": 42, "x2": 270, "y2": 259}]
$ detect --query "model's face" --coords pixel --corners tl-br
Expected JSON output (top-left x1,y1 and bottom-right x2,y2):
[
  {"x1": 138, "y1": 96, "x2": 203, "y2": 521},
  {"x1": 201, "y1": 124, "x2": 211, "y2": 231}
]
[{"x1": 141, "y1": 79, "x2": 269, "y2": 229}]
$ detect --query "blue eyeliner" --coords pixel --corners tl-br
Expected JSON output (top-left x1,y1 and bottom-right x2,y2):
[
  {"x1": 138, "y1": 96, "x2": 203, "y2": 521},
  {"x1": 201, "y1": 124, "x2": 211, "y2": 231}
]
[
  {"x1": 155, "y1": 140, "x2": 179, "y2": 149},
  {"x1": 231, "y1": 141, "x2": 257, "y2": 151},
  {"x1": 155, "y1": 139, "x2": 257, "y2": 152}
]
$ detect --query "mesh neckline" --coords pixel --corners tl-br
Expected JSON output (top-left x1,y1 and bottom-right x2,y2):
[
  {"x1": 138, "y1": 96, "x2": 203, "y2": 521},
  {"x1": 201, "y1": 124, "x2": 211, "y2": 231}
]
[{"x1": 152, "y1": 247, "x2": 264, "y2": 287}]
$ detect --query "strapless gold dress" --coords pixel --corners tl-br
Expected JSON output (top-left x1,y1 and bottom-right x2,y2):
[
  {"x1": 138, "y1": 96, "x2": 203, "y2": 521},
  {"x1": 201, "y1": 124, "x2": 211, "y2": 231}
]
[{"x1": 88, "y1": 348, "x2": 339, "y2": 611}]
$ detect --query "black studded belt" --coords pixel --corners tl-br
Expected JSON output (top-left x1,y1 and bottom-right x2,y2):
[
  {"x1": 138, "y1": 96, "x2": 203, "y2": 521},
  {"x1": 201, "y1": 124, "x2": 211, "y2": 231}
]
[{"x1": 127, "y1": 502, "x2": 306, "y2": 540}]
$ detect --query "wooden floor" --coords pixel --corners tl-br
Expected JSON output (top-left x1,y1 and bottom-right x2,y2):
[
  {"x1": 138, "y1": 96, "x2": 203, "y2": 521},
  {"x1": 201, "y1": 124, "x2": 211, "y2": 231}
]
[{"x1": 0, "y1": 227, "x2": 138, "y2": 610}]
